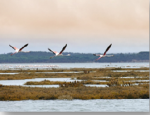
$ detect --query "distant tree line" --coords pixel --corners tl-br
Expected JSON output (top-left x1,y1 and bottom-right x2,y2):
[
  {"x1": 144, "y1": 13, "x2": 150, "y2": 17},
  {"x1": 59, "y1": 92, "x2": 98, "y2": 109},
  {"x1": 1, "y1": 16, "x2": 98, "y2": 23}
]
[{"x1": 0, "y1": 51, "x2": 149, "y2": 63}]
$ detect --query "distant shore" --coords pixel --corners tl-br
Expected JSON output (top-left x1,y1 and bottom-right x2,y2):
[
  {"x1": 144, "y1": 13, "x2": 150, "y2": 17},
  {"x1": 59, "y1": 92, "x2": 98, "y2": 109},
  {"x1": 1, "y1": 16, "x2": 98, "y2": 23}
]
[{"x1": 0, "y1": 51, "x2": 149, "y2": 63}]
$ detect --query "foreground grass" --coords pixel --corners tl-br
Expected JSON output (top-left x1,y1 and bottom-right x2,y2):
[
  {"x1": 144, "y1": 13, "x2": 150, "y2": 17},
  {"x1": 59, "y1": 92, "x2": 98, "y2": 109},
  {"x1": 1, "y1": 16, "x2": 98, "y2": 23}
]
[{"x1": 0, "y1": 84, "x2": 149, "y2": 101}]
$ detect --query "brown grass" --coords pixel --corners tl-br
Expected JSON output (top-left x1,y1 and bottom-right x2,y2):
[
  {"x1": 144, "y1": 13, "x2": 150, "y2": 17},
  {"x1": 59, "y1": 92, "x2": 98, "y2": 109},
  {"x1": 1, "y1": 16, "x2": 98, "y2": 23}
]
[{"x1": 0, "y1": 85, "x2": 148, "y2": 100}]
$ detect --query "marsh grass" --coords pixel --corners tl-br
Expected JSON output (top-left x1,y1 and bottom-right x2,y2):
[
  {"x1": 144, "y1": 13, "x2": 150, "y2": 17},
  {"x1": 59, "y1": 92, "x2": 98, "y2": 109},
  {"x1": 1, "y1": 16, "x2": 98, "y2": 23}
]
[
  {"x1": 58, "y1": 95, "x2": 73, "y2": 100},
  {"x1": 0, "y1": 72, "x2": 82, "y2": 80},
  {"x1": 24, "y1": 80, "x2": 67, "y2": 85},
  {"x1": 0, "y1": 85, "x2": 149, "y2": 100},
  {"x1": 24, "y1": 80, "x2": 109, "y2": 86},
  {"x1": 59, "y1": 81, "x2": 84, "y2": 87},
  {"x1": 0, "y1": 67, "x2": 149, "y2": 100}
]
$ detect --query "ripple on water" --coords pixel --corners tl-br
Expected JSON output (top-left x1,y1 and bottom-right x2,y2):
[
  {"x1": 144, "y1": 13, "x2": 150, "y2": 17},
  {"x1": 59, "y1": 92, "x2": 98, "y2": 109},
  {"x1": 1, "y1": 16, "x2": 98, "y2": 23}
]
[{"x1": 0, "y1": 99, "x2": 148, "y2": 112}]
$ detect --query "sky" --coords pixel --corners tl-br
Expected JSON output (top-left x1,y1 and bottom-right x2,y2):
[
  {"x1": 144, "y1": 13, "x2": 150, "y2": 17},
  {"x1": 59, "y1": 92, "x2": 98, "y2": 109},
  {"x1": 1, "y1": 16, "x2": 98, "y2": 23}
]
[{"x1": 0, "y1": 0, "x2": 149, "y2": 54}]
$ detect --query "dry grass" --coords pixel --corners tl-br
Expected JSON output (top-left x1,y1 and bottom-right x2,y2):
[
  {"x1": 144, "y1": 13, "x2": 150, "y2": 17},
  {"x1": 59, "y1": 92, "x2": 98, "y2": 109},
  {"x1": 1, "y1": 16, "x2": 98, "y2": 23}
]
[
  {"x1": 24, "y1": 80, "x2": 108, "y2": 86},
  {"x1": 0, "y1": 85, "x2": 149, "y2": 100},
  {"x1": 24, "y1": 80, "x2": 67, "y2": 85}
]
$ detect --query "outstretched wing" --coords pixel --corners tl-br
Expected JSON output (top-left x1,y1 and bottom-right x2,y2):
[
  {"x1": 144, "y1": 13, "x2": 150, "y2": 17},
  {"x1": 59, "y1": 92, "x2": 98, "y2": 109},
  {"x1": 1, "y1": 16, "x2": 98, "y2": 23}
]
[
  {"x1": 19, "y1": 44, "x2": 28, "y2": 51},
  {"x1": 103, "y1": 44, "x2": 112, "y2": 55},
  {"x1": 95, "y1": 56, "x2": 102, "y2": 61},
  {"x1": 95, "y1": 44, "x2": 112, "y2": 61},
  {"x1": 48, "y1": 48, "x2": 56, "y2": 54},
  {"x1": 59, "y1": 44, "x2": 67, "y2": 54},
  {"x1": 9, "y1": 45, "x2": 17, "y2": 50}
]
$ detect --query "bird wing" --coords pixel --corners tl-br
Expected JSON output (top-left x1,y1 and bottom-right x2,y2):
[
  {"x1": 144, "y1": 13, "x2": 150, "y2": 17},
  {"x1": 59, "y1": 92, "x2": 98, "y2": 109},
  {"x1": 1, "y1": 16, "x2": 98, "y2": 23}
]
[
  {"x1": 103, "y1": 44, "x2": 112, "y2": 55},
  {"x1": 59, "y1": 44, "x2": 67, "y2": 54},
  {"x1": 95, "y1": 44, "x2": 112, "y2": 61},
  {"x1": 9, "y1": 45, "x2": 17, "y2": 50},
  {"x1": 19, "y1": 44, "x2": 28, "y2": 51},
  {"x1": 48, "y1": 48, "x2": 56, "y2": 54},
  {"x1": 95, "y1": 56, "x2": 102, "y2": 61}
]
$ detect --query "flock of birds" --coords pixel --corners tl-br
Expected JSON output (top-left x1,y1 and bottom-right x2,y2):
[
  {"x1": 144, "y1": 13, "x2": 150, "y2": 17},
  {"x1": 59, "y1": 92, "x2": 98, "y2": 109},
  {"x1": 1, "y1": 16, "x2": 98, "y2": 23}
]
[{"x1": 9, "y1": 43, "x2": 113, "y2": 61}]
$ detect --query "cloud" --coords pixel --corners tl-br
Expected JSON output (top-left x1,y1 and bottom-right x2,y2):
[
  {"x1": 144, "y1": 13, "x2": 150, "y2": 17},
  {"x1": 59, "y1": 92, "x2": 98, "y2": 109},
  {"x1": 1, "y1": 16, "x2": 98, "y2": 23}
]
[
  {"x1": 0, "y1": 0, "x2": 149, "y2": 53},
  {"x1": 0, "y1": 0, "x2": 148, "y2": 34}
]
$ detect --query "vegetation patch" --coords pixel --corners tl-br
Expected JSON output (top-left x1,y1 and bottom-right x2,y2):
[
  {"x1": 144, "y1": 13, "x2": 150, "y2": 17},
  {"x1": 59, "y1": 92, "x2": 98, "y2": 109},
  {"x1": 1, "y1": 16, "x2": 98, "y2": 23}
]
[
  {"x1": 0, "y1": 67, "x2": 149, "y2": 100},
  {"x1": 0, "y1": 85, "x2": 149, "y2": 101}
]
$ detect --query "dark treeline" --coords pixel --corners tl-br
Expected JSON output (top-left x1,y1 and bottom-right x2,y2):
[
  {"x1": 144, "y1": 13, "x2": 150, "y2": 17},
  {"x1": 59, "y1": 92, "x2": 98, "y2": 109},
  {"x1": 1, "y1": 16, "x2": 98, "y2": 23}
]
[{"x1": 0, "y1": 51, "x2": 149, "y2": 63}]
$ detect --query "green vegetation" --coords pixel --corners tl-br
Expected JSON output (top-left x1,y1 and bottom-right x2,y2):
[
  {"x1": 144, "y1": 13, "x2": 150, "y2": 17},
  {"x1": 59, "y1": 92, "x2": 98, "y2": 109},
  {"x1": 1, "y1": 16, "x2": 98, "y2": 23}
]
[{"x1": 0, "y1": 51, "x2": 149, "y2": 63}]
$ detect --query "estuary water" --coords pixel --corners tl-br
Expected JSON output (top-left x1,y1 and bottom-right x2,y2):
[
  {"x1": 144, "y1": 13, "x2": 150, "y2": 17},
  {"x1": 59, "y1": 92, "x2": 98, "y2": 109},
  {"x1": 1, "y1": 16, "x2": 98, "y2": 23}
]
[
  {"x1": 0, "y1": 99, "x2": 149, "y2": 112},
  {"x1": 0, "y1": 62, "x2": 149, "y2": 70},
  {"x1": 0, "y1": 62, "x2": 149, "y2": 112}
]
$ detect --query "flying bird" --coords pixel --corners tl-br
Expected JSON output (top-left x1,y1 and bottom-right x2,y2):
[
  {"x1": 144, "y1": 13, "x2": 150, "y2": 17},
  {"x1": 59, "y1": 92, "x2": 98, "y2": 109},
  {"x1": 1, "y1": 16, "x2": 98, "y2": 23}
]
[
  {"x1": 48, "y1": 44, "x2": 67, "y2": 59},
  {"x1": 93, "y1": 44, "x2": 113, "y2": 61},
  {"x1": 9, "y1": 44, "x2": 29, "y2": 56}
]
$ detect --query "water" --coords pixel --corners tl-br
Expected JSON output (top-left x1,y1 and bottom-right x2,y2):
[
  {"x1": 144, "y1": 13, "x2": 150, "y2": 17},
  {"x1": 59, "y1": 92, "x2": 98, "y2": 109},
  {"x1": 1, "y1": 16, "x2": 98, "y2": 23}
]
[
  {"x1": 0, "y1": 78, "x2": 108, "y2": 88},
  {"x1": 0, "y1": 62, "x2": 149, "y2": 69},
  {"x1": 0, "y1": 99, "x2": 148, "y2": 112},
  {"x1": 112, "y1": 70, "x2": 149, "y2": 72},
  {"x1": 85, "y1": 84, "x2": 107, "y2": 87},
  {"x1": 0, "y1": 78, "x2": 82, "y2": 86},
  {"x1": 0, "y1": 73, "x2": 18, "y2": 75},
  {"x1": 24, "y1": 85, "x2": 59, "y2": 88},
  {"x1": 0, "y1": 62, "x2": 149, "y2": 112}
]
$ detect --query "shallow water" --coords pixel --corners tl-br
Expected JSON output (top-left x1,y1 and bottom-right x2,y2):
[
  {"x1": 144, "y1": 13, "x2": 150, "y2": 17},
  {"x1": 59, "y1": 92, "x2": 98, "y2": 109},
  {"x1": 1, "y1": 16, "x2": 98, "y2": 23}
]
[
  {"x1": 0, "y1": 77, "x2": 109, "y2": 88},
  {"x1": 112, "y1": 70, "x2": 149, "y2": 72},
  {"x1": 120, "y1": 76, "x2": 135, "y2": 78},
  {"x1": 0, "y1": 78, "x2": 82, "y2": 86},
  {"x1": 130, "y1": 80, "x2": 149, "y2": 82},
  {"x1": 24, "y1": 85, "x2": 59, "y2": 88},
  {"x1": 0, "y1": 99, "x2": 148, "y2": 112},
  {"x1": 92, "y1": 80, "x2": 107, "y2": 82},
  {"x1": 85, "y1": 84, "x2": 107, "y2": 87}
]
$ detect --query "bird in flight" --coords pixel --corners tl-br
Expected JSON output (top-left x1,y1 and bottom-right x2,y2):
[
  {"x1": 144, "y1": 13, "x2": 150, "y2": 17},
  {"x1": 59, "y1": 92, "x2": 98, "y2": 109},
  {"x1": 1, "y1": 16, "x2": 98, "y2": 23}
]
[
  {"x1": 9, "y1": 44, "x2": 29, "y2": 56},
  {"x1": 93, "y1": 44, "x2": 113, "y2": 61},
  {"x1": 48, "y1": 44, "x2": 67, "y2": 59}
]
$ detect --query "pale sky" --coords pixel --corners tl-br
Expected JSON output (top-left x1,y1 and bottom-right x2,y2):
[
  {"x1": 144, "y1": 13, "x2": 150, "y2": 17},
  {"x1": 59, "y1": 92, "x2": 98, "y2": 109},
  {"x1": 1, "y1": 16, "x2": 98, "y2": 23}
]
[{"x1": 0, "y1": 0, "x2": 149, "y2": 54}]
